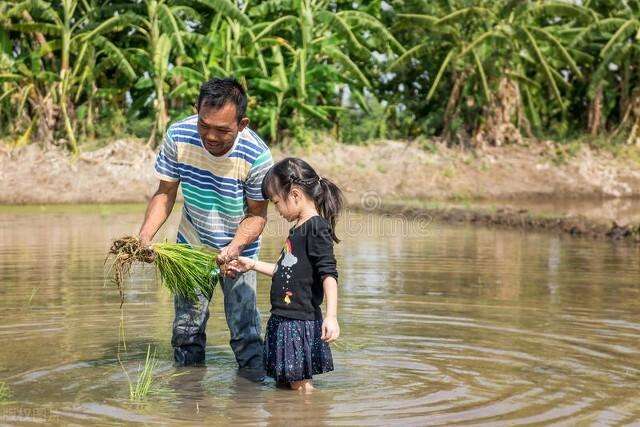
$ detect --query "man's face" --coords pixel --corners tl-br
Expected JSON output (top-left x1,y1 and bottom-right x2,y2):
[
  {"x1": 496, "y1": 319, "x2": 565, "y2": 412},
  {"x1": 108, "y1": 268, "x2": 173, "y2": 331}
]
[{"x1": 197, "y1": 102, "x2": 249, "y2": 156}]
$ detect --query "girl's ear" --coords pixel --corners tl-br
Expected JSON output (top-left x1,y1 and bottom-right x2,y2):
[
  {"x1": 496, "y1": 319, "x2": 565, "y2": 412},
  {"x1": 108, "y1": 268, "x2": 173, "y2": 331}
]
[{"x1": 289, "y1": 187, "x2": 302, "y2": 202}]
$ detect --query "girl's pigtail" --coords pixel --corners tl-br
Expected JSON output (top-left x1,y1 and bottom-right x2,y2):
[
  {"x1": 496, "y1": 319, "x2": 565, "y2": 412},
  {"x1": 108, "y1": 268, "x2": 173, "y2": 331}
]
[{"x1": 317, "y1": 177, "x2": 344, "y2": 243}]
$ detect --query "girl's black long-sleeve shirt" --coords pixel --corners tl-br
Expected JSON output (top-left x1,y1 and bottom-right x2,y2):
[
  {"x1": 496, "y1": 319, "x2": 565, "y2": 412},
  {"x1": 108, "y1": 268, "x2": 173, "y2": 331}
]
[{"x1": 270, "y1": 215, "x2": 338, "y2": 321}]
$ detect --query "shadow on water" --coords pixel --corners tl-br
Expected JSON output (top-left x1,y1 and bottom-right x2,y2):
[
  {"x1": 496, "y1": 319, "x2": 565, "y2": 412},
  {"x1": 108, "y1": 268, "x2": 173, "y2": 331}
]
[{"x1": 1, "y1": 204, "x2": 639, "y2": 425}]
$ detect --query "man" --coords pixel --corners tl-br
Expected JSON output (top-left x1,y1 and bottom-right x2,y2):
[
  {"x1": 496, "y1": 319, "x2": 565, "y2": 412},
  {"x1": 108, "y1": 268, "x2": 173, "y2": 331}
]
[{"x1": 138, "y1": 78, "x2": 273, "y2": 370}]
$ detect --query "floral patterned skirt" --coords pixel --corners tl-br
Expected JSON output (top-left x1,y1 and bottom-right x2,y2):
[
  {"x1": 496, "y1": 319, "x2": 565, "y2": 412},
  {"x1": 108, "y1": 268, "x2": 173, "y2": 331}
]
[{"x1": 264, "y1": 314, "x2": 334, "y2": 383}]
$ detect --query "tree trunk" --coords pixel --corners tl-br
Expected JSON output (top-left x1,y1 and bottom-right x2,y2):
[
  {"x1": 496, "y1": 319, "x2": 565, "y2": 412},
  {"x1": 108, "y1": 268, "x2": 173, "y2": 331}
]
[
  {"x1": 626, "y1": 89, "x2": 640, "y2": 145},
  {"x1": 443, "y1": 71, "x2": 464, "y2": 143},
  {"x1": 474, "y1": 77, "x2": 523, "y2": 148},
  {"x1": 588, "y1": 85, "x2": 603, "y2": 136}
]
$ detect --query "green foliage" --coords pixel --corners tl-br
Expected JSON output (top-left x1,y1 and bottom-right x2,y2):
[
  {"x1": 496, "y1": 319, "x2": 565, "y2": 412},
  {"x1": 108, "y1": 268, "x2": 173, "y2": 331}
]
[
  {"x1": 0, "y1": 382, "x2": 11, "y2": 402},
  {"x1": 387, "y1": 0, "x2": 640, "y2": 144},
  {"x1": 337, "y1": 97, "x2": 390, "y2": 144},
  {"x1": 1, "y1": 0, "x2": 396, "y2": 147},
  {"x1": 0, "y1": 0, "x2": 639, "y2": 149},
  {"x1": 549, "y1": 139, "x2": 583, "y2": 165}
]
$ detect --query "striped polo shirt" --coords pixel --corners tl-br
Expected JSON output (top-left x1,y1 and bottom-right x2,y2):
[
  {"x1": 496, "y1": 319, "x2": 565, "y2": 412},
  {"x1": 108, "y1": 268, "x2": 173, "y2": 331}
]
[{"x1": 154, "y1": 114, "x2": 273, "y2": 258}]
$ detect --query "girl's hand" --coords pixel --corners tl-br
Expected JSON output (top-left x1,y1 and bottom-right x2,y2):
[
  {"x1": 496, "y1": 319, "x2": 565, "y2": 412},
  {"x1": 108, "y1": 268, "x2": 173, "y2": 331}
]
[
  {"x1": 321, "y1": 316, "x2": 340, "y2": 343},
  {"x1": 226, "y1": 256, "x2": 255, "y2": 274}
]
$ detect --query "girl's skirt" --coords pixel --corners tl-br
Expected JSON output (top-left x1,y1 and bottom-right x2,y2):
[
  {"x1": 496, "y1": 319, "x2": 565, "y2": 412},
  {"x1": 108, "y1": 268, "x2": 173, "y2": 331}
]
[{"x1": 264, "y1": 314, "x2": 334, "y2": 383}]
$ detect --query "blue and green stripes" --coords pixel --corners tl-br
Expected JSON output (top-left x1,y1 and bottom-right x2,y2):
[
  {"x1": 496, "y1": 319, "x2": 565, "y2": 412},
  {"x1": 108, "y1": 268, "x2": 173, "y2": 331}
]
[{"x1": 181, "y1": 182, "x2": 246, "y2": 216}]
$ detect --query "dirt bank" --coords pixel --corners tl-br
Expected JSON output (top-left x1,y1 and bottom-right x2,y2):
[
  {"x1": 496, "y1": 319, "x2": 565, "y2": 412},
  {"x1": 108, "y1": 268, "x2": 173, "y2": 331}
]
[
  {"x1": 354, "y1": 202, "x2": 640, "y2": 243},
  {"x1": 2, "y1": 138, "x2": 640, "y2": 241}
]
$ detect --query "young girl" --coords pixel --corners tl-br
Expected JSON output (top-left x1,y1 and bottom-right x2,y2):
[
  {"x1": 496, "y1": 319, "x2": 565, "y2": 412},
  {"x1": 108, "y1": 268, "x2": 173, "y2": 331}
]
[{"x1": 228, "y1": 157, "x2": 343, "y2": 393}]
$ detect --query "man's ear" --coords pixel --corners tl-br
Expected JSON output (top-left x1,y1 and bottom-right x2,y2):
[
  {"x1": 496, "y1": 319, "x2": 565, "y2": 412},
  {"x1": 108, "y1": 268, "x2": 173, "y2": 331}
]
[{"x1": 238, "y1": 117, "x2": 249, "y2": 131}]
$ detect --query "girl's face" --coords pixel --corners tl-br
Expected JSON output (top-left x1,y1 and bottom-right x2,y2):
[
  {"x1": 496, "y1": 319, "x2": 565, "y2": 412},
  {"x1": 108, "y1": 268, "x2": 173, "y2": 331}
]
[
  {"x1": 270, "y1": 187, "x2": 308, "y2": 222},
  {"x1": 270, "y1": 192, "x2": 298, "y2": 222}
]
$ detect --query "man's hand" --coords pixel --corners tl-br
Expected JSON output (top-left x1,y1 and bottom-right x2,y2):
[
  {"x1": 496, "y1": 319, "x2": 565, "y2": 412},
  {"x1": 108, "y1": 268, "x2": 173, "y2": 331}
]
[
  {"x1": 139, "y1": 233, "x2": 152, "y2": 248},
  {"x1": 217, "y1": 244, "x2": 242, "y2": 278},
  {"x1": 217, "y1": 244, "x2": 242, "y2": 264},
  {"x1": 218, "y1": 198, "x2": 268, "y2": 279}
]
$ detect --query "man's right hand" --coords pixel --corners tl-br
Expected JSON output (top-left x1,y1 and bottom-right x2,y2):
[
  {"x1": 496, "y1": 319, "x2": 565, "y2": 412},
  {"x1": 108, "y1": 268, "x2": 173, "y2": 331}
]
[{"x1": 139, "y1": 233, "x2": 152, "y2": 248}]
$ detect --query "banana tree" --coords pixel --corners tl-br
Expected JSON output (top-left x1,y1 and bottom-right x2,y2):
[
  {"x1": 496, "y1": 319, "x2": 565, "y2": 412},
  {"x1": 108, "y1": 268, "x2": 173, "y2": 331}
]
[
  {"x1": 102, "y1": 0, "x2": 251, "y2": 145},
  {"x1": 390, "y1": 0, "x2": 594, "y2": 145},
  {"x1": 247, "y1": 0, "x2": 405, "y2": 143},
  {"x1": 93, "y1": 0, "x2": 187, "y2": 145},
  {"x1": 168, "y1": 8, "x2": 256, "y2": 120},
  {"x1": 575, "y1": 1, "x2": 640, "y2": 143},
  {"x1": 2, "y1": 0, "x2": 85, "y2": 152},
  {"x1": 1, "y1": 0, "x2": 136, "y2": 153}
]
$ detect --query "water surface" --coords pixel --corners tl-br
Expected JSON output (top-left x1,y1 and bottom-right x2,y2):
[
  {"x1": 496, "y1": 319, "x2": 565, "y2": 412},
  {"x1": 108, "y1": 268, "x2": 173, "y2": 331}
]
[{"x1": 0, "y1": 205, "x2": 639, "y2": 425}]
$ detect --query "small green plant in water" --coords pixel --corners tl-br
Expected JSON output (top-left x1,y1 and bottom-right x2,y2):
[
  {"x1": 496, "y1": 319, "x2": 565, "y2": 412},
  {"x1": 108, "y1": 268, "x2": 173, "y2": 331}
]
[
  {"x1": 125, "y1": 345, "x2": 158, "y2": 402},
  {"x1": 27, "y1": 288, "x2": 37, "y2": 306},
  {"x1": 119, "y1": 345, "x2": 188, "y2": 402},
  {"x1": 106, "y1": 236, "x2": 220, "y2": 306},
  {"x1": 0, "y1": 382, "x2": 11, "y2": 402}
]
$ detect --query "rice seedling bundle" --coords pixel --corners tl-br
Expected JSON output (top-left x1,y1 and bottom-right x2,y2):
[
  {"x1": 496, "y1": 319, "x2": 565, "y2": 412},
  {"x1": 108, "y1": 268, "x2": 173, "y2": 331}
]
[{"x1": 106, "y1": 236, "x2": 220, "y2": 305}]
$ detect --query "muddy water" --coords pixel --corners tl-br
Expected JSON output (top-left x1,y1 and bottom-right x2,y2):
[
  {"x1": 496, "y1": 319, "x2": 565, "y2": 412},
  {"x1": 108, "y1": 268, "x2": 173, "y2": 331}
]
[{"x1": 0, "y1": 204, "x2": 639, "y2": 426}]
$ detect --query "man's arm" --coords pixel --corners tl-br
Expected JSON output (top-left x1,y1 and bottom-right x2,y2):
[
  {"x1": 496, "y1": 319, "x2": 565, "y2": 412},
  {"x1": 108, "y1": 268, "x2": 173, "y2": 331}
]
[
  {"x1": 217, "y1": 198, "x2": 268, "y2": 266},
  {"x1": 139, "y1": 180, "x2": 180, "y2": 246}
]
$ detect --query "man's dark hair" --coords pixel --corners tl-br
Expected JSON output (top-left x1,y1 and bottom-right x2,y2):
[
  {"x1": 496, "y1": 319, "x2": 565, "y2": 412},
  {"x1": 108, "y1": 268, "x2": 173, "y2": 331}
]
[{"x1": 197, "y1": 77, "x2": 247, "y2": 123}]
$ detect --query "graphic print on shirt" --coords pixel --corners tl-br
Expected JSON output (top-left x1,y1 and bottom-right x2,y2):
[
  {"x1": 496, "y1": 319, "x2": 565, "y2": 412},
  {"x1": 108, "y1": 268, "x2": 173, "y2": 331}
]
[{"x1": 277, "y1": 238, "x2": 298, "y2": 304}]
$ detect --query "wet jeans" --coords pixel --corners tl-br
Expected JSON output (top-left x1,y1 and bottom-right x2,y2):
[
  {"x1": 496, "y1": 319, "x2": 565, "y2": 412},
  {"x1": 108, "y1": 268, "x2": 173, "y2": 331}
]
[{"x1": 171, "y1": 270, "x2": 264, "y2": 368}]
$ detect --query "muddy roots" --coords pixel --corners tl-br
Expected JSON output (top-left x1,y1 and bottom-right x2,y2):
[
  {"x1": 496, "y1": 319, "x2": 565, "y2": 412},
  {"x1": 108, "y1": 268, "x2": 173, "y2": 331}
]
[{"x1": 106, "y1": 236, "x2": 157, "y2": 307}]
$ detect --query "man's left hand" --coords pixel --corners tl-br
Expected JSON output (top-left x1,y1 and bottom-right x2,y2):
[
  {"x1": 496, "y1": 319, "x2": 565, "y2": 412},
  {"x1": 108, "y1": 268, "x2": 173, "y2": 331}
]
[{"x1": 218, "y1": 244, "x2": 242, "y2": 278}]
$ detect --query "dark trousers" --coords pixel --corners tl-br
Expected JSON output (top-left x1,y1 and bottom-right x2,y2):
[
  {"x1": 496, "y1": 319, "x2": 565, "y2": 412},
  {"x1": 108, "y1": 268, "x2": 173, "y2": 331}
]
[{"x1": 171, "y1": 270, "x2": 263, "y2": 368}]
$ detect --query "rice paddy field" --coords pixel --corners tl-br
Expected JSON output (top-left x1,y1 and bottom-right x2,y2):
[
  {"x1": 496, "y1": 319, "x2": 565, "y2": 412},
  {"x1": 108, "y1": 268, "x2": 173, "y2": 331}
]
[{"x1": 1, "y1": 204, "x2": 640, "y2": 425}]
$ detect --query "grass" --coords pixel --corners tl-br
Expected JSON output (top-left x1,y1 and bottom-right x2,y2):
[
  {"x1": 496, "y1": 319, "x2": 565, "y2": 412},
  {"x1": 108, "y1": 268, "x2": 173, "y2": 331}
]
[
  {"x1": 120, "y1": 345, "x2": 158, "y2": 402},
  {"x1": 129, "y1": 346, "x2": 158, "y2": 401},
  {"x1": 27, "y1": 288, "x2": 37, "y2": 305},
  {"x1": 118, "y1": 345, "x2": 190, "y2": 402},
  {"x1": 549, "y1": 139, "x2": 582, "y2": 165},
  {"x1": 106, "y1": 236, "x2": 220, "y2": 305},
  {"x1": 0, "y1": 382, "x2": 11, "y2": 402},
  {"x1": 442, "y1": 166, "x2": 456, "y2": 178}
]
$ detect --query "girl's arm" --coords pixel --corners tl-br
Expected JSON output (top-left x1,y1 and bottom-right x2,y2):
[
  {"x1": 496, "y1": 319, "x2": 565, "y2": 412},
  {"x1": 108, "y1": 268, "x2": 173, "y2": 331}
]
[
  {"x1": 307, "y1": 220, "x2": 340, "y2": 342},
  {"x1": 251, "y1": 259, "x2": 277, "y2": 277},
  {"x1": 227, "y1": 256, "x2": 276, "y2": 277},
  {"x1": 321, "y1": 276, "x2": 340, "y2": 342}
]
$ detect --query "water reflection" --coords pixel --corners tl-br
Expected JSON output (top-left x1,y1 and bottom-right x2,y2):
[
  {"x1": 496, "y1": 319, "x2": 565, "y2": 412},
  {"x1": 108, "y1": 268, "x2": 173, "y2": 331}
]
[{"x1": 0, "y1": 205, "x2": 639, "y2": 425}]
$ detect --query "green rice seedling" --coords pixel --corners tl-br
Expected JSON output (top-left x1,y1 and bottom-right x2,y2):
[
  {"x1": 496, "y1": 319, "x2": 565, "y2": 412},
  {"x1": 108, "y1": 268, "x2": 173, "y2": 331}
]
[
  {"x1": 152, "y1": 242, "x2": 219, "y2": 301},
  {"x1": 0, "y1": 382, "x2": 11, "y2": 402},
  {"x1": 119, "y1": 346, "x2": 188, "y2": 402},
  {"x1": 122, "y1": 345, "x2": 158, "y2": 402},
  {"x1": 27, "y1": 288, "x2": 38, "y2": 305},
  {"x1": 106, "y1": 236, "x2": 220, "y2": 306}
]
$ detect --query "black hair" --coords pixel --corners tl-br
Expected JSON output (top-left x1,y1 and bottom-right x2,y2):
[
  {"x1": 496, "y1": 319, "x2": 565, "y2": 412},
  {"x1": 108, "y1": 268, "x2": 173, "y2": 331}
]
[
  {"x1": 261, "y1": 157, "x2": 344, "y2": 243},
  {"x1": 197, "y1": 77, "x2": 247, "y2": 123}
]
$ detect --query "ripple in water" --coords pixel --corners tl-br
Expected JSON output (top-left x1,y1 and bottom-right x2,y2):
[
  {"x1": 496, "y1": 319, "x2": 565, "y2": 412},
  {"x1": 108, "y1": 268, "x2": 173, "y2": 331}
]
[{"x1": 0, "y1": 208, "x2": 639, "y2": 425}]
